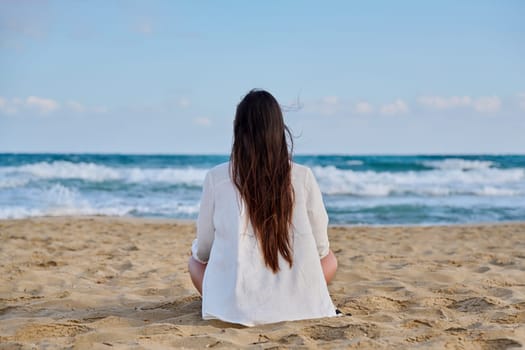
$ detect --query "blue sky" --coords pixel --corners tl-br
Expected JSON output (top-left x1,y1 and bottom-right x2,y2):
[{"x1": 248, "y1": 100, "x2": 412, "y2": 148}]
[{"x1": 1, "y1": 0, "x2": 524, "y2": 154}]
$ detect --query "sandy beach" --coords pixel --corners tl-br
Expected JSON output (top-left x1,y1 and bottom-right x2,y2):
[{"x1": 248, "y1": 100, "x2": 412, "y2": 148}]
[{"x1": 0, "y1": 217, "x2": 524, "y2": 349}]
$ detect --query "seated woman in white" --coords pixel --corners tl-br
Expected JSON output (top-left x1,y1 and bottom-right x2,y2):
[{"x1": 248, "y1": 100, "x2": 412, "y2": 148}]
[{"x1": 188, "y1": 89, "x2": 338, "y2": 327}]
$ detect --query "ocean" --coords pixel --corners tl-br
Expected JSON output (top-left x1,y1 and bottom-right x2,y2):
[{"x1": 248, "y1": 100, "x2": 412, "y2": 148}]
[{"x1": 0, "y1": 153, "x2": 524, "y2": 225}]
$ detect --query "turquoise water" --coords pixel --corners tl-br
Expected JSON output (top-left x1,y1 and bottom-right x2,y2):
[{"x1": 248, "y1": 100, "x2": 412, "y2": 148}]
[{"x1": 1, "y1": 153, "x2": 524, "y2": 225}]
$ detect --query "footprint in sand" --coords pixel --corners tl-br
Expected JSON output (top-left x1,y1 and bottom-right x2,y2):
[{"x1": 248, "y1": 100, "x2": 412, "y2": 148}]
[
  {"x1": 475, "y1": 266, "x2": 491, "y2": 273},
  {"x1": 36, "y1": 260, "x2": 58, "y2": 268},
  {"x1": 304, "y1": 323, "x2": 379, "y2": 341},
  {"x1": 403, "y1": 319, "x2": 433, "y2": 329},
  {"x1": 278, "y1": 333, "x2": 307, "y2": 346},
  {"x1": 478, "y1": 338, "x2": 522, "y2": 350},
  {"x1": 448, "y1": 297, "x2": 496, "y2": 313},
  {"x1": 445, "y1": 327, "x2": 467, "y2": 334},
  {"x1": 304, "y1": 324, "x2": 349, "y2": 341}
]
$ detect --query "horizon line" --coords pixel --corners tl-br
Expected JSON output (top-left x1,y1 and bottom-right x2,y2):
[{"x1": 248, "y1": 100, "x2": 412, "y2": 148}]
[{"x1": 1, "y1": 151, "x2": 524, "y2": 157}]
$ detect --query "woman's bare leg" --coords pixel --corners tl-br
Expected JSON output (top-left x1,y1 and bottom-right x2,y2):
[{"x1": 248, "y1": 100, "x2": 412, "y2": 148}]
[
  {"x1": 321, "y1": 250, "x2": 338, "y2": 284},
  {"x1": 188, "y1": 256, "x2": 207, "y2": 295}
]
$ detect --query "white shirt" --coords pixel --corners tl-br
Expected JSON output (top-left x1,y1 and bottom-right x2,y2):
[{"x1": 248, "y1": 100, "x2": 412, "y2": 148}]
[{"x1": 191, "y1": 162, "x2": 336, "y2": 326}]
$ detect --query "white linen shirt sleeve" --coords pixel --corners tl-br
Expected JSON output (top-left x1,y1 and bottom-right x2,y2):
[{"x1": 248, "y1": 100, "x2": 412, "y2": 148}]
[
  {"x1": 305, "y1": 167, "x2": 330, "y2": 258},
  {"x1": 191, "y1": 171, "x2": 215, "y2": 264}
]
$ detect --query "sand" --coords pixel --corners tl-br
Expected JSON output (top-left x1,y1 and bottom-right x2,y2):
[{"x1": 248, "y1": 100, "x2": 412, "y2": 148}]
[{"x1": 0, "y1": 217, "x2": 524, "y2": 349}]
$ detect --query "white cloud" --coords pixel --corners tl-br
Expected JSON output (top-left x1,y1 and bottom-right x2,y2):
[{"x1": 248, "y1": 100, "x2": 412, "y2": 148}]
[
  {"x1": 354, "y1": 101, "x2": 374, "y2": 114},
  {"x1": 472, "y1": 96, "x2": 501, "y2": 113},
  {"x1": 26, "y1": 96, "x2": 59, "y2": 114},
  {"x1": 194, "y1": 117, "x2": 211, "y2": 127},
  {"x1": 418, "y1": 96, "x2": 471, "y2": 109},
  {"x1": 418, "y1": 95, "x2": 501, "y2": 113},
  {"x1": 0, "y1": 96, "x2": 19, "y2": 115},
  {"x1": 177, "y1": 97, "x2": 191, "y2": 108},
  {"x1": 12, "y1": 97, "x2": 24, "y2": 106},
  {"x1": 0, "y1": 96, "x2": 107, "y2": 116},
  {"x1": 321, "y1": 96, "x2": 339, "y2": 105},
  {"x1": 92, "y1": 105, "x2": 109, "y2": 114},
  {"x1": 1, "y1": 95, "x2": 60, "y2": 115},
  {"x1": 0, "y1": 97, "x2": 10, "y2": 114},
  {"x1": 380, "y1": 99, "x2": 409, "y2": 115},
  {"x1": 307, "y1": 96, "x2": 341, "y2": 116},
  {"x1": 66, "y1": 100, "x2": 85, "y2": 113},
  {"x1": 65, "y1": 101, "x2": 108, "y2": 114}
]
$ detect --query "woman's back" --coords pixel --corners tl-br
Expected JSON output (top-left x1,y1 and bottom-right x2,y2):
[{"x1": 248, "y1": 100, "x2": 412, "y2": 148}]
[
  {"x1": 192, "y1": 161, "x2": 336, "y2": 326},
  {"x1": 188, "y1": 89, "x2": 337, "y2": 326}
]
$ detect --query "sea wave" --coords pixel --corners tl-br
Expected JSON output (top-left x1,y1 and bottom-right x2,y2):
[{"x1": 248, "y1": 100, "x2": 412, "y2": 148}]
[
  {"x1": 0, "y1": 205, "x2": 132, "y2": 219},
  {"x1": 312, "y1": 165, "x2": 525, "y2": 196},
  {"x1": 1, "y1": 156, "x2": 524, "y2": 223},
  {"x1": 422, "y1": 158, "x2": 495, "y2": 170},
  {"x1": 0, "y1": 203, "x2": 201, "y2": 220},
  {"x1": 0, "y1": 185, "x2": 200, "y2": 220},
  {"x1": 0, "y1": 161, "x2": 208, "y2": 185},
  {"x1": 0, "y1": 177, "x2": 30, "y2": 189}
]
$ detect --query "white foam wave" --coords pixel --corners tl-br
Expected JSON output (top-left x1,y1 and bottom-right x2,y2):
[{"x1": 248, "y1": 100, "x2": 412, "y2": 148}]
[
  {"x1": 45, "y1": 183, "x2": 85, "y2": 207},
  {"x1": 473, "y1": 186, "x2": 520, "y2": 196},
  {"x1": 15, "y1": 161, "x2": 120, "y2": 181},
  {"x1": 0, "y1": 201, "x2": 199, "y2": 219},
  {"x1": 0, "y1": 161, "x2": 208, "y2": 185},
  {"x1": 312, "y1": 165, "x2": 525, "y2": 197},
  {"x1": 129, "y1": 203, "x2": 200, "y2": 216},
  {"x1": 2, "y1": 160, "x2": 524, "y2": 221},
  {"x1": 125, "y1": 167, "x2": 207, "y2": 185},
  {"x1": 0, "y1": 207, "x2": 44, "y2": 219},
  {"x1": 0, "y1": 177, "x2": 30, "y2": 189},
  {"x1": 423, "y1": 158, "x2": 495, "y2": 170},
  {"x1": 0, "y1": 205, "x2": 138, "y2": 219},
  {"x1": 0, "y1": 182, "x2": 201, "y2": 219}
]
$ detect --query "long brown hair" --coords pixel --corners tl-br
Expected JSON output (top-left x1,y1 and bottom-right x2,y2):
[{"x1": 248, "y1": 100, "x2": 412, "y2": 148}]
[{"x1": 230, "y1": 89, "x2": 294, "y2": 273}]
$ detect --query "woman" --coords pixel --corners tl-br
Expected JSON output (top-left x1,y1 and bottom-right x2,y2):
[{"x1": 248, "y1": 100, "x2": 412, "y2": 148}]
[{"x1": 188, "y1": 89, "x2": 338, "y2": 326}]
